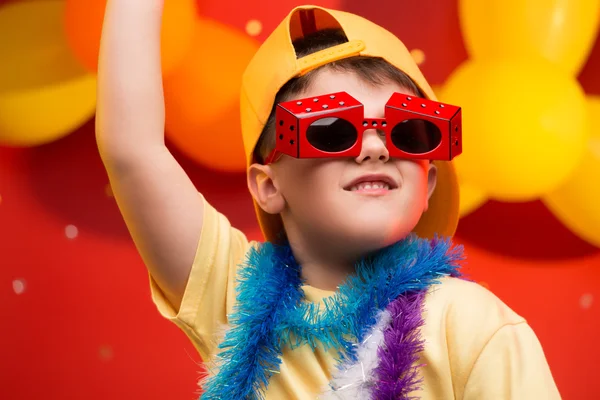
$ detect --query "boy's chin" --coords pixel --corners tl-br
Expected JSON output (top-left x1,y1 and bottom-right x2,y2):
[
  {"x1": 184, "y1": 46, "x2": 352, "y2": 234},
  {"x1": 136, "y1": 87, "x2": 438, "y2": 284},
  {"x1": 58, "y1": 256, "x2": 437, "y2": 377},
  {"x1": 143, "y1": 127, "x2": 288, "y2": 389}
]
[
  {"x1": 342, "y1": 222, "x2": 413, "y2": 249},
  {"x1": 350, "y1": 212, "x2": 416, "y2": 237}
]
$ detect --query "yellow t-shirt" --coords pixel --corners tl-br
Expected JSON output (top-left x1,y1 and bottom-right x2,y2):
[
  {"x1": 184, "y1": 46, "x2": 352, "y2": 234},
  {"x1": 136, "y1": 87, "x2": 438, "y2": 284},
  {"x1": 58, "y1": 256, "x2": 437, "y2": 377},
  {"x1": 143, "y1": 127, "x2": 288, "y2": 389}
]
[{"x1": 150, "y1": 198, "x2": 561, "y2": 399}]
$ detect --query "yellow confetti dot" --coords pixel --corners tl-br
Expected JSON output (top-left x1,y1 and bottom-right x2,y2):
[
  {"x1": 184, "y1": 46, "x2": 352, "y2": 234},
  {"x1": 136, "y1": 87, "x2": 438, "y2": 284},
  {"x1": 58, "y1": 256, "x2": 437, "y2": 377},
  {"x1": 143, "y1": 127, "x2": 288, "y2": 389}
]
[
  {"x1": 99, "y1": 345, "x2": 114, "y2": 361},
  {"x1": 410, "y1": 49, "x2": 426, "y2": 65},
  {"x1": 246, "y1": 19, "x2": 263, "y2": 37},
  {"x1": 105, "y1": 184, "x2": 113, "y2": 198}
]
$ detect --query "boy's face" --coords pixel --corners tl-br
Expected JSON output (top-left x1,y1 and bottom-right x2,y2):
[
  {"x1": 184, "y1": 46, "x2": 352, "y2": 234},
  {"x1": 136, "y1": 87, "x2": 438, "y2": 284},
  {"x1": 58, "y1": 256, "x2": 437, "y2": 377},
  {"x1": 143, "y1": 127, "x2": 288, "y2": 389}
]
[{"x1": 249, "y1": 69, "x2": 437, "y2": 258}]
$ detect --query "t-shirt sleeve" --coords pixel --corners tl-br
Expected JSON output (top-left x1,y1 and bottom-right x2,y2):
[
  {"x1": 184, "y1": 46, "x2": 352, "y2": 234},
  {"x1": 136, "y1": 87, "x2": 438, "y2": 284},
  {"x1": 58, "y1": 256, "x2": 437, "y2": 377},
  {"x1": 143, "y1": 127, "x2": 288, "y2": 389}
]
[
  {"x1": 148, "y1": 195, "x2": 252, "y2": 361},
  {"x1": 463, "y1": 322, "x2": 562, "y2": 399},
  {"x1": 420, "y1": 278, "x2": 561, "y2": 399}
]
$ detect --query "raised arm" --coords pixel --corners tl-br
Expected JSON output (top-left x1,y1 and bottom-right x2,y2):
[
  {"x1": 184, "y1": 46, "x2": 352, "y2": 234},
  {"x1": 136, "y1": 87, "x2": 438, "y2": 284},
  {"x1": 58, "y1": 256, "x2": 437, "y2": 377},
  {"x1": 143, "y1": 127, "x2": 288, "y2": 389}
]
[{"x1": 96, "y1": 0, "x2": 202, "y2": 310}]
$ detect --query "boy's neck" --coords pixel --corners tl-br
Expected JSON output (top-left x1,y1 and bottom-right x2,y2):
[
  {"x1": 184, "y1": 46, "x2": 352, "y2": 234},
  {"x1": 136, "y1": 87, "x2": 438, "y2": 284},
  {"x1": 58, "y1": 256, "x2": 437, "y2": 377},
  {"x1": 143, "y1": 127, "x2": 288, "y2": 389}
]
[
  {"x1": 300, "y1": 259, "x2": 355, "y2": 291},
  {"x1": 286, "y1": 237, "x2": 359, "y2": 291},
  {"x1": 283, "y1": 223, "x2": 384, "y2": 291}
]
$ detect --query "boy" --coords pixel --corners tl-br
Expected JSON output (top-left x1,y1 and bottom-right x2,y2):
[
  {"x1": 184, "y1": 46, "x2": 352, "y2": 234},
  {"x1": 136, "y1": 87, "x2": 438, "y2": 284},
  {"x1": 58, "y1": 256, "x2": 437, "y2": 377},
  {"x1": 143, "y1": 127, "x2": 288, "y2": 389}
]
[{"x1": 97, "y1": 1, "x2": 561, "y2": 398}]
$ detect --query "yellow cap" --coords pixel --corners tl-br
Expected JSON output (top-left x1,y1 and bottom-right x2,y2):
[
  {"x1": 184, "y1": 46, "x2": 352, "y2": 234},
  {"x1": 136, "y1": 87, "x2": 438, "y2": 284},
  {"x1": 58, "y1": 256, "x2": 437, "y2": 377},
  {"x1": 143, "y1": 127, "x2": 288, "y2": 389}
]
[{"x1": 240, "y1": 5, "x2": 459, "y2": 242}]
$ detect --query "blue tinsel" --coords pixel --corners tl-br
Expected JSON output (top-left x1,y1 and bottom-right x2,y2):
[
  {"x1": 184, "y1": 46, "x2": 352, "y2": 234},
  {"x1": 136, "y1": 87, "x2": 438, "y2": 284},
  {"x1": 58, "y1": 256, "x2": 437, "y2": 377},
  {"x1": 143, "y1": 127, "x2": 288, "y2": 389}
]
[{"x1": 200, "y1": 234, "x2": 463, "y2": 399}]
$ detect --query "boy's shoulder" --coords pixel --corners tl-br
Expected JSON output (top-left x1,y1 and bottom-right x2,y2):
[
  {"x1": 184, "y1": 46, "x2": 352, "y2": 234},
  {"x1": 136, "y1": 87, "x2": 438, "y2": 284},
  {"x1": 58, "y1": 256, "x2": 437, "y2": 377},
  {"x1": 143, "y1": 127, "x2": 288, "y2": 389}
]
[
  {"x1": 422, "y1": 276, "x2": 526, "y2": 346},
  {"x1": 418, "y1": 279, "x2": 559, "y2": 399},
  {"x1": 419, "y1": 277, "x2": 527, "y2": 392}
]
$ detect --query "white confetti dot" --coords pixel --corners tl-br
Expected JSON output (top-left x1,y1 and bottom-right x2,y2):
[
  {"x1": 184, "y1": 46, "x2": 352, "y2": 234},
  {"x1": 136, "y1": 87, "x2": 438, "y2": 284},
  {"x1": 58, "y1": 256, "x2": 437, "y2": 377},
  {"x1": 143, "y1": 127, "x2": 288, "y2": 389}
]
[
  {"x1": 246, "y1": 19, "x2": 262, "y2": 37},
  {"x1": 410, "y1": 48, "x2": 426, "y2": 65},
  {"x1": 13, "y1": 279, "x2": 26, "y2": 295},
  {"x1": 99, "y1": 345, "x2": 114, "y2": 361},
  {"x1": 65, "y1": 225, "x2": 79, "y2": 239},
  {"x1": 580, "y1": 293, "x2": 593, "y2": 309}
]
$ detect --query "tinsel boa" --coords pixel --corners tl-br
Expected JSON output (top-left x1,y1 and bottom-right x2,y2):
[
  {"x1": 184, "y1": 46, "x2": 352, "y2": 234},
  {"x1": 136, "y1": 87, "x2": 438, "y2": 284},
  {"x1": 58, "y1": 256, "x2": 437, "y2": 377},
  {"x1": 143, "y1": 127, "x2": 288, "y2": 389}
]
[
  {"x1": 320, "y1": 291, "x2": 426, "y2": 399},
  {"x1": 200, "y1": 235, "x2": 463, "y2": 399}
]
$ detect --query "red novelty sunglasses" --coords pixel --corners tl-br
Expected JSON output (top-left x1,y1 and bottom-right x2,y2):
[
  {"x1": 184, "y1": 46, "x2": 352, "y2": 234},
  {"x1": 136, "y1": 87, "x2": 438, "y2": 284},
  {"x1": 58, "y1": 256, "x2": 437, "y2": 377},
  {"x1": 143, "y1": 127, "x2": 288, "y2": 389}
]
[{"x1": 265, "y1": 91, "x2": 462, "y2": 164}]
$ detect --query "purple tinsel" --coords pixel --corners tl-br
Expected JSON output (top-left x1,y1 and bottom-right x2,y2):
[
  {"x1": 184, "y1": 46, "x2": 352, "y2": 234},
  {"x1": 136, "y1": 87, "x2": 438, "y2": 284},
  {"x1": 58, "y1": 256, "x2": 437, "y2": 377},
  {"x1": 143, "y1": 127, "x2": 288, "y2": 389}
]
[{"x1": 372, "y1": 291, "x2": 427, "y2": 399}]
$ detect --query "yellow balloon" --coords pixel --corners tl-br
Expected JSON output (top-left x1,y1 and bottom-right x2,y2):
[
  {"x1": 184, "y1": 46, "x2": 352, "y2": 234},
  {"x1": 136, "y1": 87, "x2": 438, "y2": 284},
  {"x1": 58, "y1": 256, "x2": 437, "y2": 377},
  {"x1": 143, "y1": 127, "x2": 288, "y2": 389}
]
[
  {"x1": 0, "y1": 0, "x2": 96, "y2": 147},
  {"x1": 459, "y1": 0, "x2": 600, "y2": 75},
  {"x1": 456, "y1": 160, "x2": 487, "y2": 217},
  {"x1": 440, "y1": 59, "x2": 589, "y2": 202},
  {"x1": 459, "y1": 182, "x2": 487, "y2": 217},
  {"x1": 543, "y1": 96, "x2": 600, "y2": 247}
]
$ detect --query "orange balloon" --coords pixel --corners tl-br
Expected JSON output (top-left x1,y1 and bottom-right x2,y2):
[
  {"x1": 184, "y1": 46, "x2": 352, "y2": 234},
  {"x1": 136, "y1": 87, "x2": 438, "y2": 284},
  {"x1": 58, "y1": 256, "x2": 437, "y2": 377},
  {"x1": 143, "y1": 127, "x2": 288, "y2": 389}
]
[
  {"x1": 163, "y1": 18, "x2": 259, "y2": 172},
  {"x1": 64, "y1": 0, "x2": 196, "y2": 73}
]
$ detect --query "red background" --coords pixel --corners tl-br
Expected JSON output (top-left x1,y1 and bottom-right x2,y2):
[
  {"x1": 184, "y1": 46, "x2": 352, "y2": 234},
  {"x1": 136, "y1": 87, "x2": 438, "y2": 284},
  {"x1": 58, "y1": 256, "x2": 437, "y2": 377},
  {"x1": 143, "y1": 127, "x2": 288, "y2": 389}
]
[{"x1": 1, "y1": 0, "x2": 599, "y2": 398}]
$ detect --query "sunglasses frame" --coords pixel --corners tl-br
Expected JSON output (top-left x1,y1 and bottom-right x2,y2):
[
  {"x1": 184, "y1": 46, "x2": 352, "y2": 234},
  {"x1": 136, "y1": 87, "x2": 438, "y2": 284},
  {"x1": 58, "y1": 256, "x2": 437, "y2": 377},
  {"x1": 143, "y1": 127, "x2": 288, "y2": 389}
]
[{"x1": 265, "y1": 91, "x2": 462, "y2": 164}]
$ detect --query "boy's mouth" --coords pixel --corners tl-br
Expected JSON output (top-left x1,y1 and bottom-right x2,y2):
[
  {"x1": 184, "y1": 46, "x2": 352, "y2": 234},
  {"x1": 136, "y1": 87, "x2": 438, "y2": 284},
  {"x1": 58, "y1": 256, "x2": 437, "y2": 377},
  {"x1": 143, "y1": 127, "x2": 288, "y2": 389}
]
[
  {"x1": 348, "y1": 181, "x2": 391, "y2": 191},
  {"x1": 343, "y1": 174, "x2": 398, "y2": 192}
]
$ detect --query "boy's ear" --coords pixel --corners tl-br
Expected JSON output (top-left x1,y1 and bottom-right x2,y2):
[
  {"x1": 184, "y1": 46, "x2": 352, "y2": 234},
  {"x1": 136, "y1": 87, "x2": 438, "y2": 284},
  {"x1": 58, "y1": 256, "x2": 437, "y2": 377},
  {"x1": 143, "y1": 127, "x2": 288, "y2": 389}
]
[
  {"x1": 247, "y1": 163, "x2": 286, "y2": 215},
  {"x1": 424, "y1": 162, "x2": 438, "y2": 212}
]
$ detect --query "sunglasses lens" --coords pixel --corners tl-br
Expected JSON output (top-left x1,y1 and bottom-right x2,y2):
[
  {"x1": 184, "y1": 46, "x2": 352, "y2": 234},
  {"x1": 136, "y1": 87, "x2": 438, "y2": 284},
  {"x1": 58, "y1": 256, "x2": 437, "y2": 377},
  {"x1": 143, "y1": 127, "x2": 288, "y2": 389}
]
[
  {"x1": 307, "y1": 117, "x2": 358, "y2": 152},
  {"x1": 390, "y1": 119, "x2": 442, "y2": 154}
]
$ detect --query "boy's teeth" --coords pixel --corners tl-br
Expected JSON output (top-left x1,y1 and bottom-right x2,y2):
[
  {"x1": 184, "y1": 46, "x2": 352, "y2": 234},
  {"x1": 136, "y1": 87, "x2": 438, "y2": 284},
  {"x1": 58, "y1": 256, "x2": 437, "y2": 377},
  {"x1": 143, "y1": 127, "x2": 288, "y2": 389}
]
[{"x1": 350, "y1": 181, "x2": 391, "y2": 191}]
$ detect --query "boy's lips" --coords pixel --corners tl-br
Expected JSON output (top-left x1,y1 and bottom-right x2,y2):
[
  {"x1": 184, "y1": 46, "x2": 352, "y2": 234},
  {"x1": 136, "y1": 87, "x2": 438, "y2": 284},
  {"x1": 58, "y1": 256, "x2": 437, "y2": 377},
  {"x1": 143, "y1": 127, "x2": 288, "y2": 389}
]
[{"x1": 343, "y1": 174, "x2": 398, "y2": 191}]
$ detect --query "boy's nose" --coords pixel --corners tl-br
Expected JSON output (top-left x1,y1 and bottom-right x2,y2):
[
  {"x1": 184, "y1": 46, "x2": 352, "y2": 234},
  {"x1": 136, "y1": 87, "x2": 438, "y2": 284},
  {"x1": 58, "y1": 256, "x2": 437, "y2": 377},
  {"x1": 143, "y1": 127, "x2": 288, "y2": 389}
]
[{"x1": 355, "y1": 129, "x2": 389, "y2": 163}]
